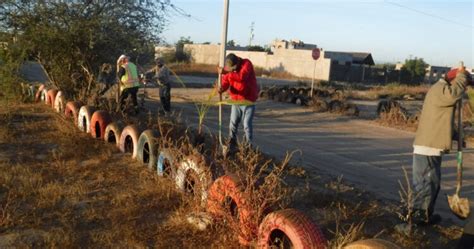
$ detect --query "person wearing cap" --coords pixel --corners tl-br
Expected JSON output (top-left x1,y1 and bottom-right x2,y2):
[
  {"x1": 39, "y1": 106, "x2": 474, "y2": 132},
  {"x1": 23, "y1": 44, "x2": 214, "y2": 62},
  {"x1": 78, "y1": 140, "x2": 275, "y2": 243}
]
[
  {"x1": 409, "y1": 64, "x2": 472, "y2": 225},
  {"x1": 217, "y1": 53, "x2": 259, "y2": 150},
  {"x1": 147, "y1": 58, "x2": 171, "y2": 113},
  {"x1": 116, "y1": 55, "x2": 140, "y2": 113}
]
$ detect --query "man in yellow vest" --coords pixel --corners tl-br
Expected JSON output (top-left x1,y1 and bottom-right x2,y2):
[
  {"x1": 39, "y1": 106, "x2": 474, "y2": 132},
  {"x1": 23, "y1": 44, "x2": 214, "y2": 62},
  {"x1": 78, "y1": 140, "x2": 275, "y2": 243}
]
[{"x1": 117, "y1": 54, "x2": 140, "y2": 113}]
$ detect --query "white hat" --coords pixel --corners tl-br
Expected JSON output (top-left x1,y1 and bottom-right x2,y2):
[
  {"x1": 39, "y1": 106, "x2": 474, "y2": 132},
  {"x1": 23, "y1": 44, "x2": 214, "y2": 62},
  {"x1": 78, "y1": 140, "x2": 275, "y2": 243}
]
[{"x1": 117, "y1": 54, "x2": 128, "y2": 64}]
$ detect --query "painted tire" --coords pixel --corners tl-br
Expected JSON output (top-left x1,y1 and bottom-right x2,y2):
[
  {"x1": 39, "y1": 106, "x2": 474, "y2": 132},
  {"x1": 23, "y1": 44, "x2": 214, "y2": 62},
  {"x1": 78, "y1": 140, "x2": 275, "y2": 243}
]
[
  {"x1": 46, "y1": 89, "x2": 58, "y2": 107},
  {"x1": 104, "y1": 122, "x2": 122, "y2": 147},
  {"x1": 137, "y1": 129, "x2": 160, "y2": 169},
  {"x1": 258, "y1": 208, "x2": 327, "y2": 249},
  {"x1": 41, "y1": 88, "x2": 49, "y2": 103},
  {"x1": 77, "y1": 105, "x2": 95, "y2": 133},
  {"x1": 207, "y1": 174, "x2": 256, "y2": 245},
  {"x1": 90, "y1": 110, "x2": 112, "y2": 139},
  {"x1": 343, "y1": 239, "x2": 400, "y2": 249},
  {"x1": 175, "y1": 154, "x2": 216, "y2": 206},
  {"x1": 119, "y1": 125, "x2": 140, "y2": 159},
  {"x1": 157, "y1": 149, "x2": 178, "y2": 178},
  {"x1": 53, "y1": 91, "x2": 65, "y2": 113},
  {"x1": 35, "y1": 84, "x2": 45, "y2": 102},
  {"x1": 64, "y1": 101, "x2": 82, "y2": 123}
]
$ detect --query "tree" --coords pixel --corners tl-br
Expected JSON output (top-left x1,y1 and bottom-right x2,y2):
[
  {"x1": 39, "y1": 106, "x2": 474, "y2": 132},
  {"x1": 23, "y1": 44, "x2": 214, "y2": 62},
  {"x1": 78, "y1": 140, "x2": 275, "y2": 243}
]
[
  {"x1": 175, "y1": 36, "x2": 193, "y2": 62},
  {"x1": 226, "y1": 40, "x2": 236, "y2": 47},
  {"x1": 0, "y1": 1, "x2": 180, "y2": 99},
  {"x1": 401, "y1": 57, "x2": 428, "y2": 84},
  {"x1": 247, "y1": 45, "x2": 265, "y2": 52}
]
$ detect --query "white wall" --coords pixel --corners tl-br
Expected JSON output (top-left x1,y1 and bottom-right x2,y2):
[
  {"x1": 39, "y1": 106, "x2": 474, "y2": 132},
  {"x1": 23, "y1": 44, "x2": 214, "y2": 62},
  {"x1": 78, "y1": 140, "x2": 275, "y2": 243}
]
[{"x1": 183, "y1": 44, "x2": 331, "y2": 81}]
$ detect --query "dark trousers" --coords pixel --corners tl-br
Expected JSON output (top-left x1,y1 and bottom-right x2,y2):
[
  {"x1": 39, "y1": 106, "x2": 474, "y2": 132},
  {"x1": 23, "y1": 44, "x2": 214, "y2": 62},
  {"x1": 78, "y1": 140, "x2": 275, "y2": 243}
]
[
  {"x1": 160, "y1": 85, "x2": 171, "y2": 112},
  {"x1": 411, "y1": 154, "x2": 442, "y2": 218},
  {"x1": 119, "y1": 87, "x2": 139, "y2": 110}
]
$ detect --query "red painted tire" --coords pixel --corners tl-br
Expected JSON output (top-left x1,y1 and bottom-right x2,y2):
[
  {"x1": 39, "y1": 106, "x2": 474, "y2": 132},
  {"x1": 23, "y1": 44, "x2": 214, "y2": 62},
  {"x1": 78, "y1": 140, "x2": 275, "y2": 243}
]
[
  {"x1": 207, "y1": 174, "x2": 256, "y2": 245},
  {"x1": 35, "y1": 84, "x2": 45, "y2": 102},
  {"x1": 77, "y1": 105, "x2": 95, "y2": 133},
  {"x1": 104, "y1": 122, "x2": 122, "y2": 147},
  {"x1": 119, "y1": 125, "x2": 140, "y2": 158},
  {"x1": 64, "y1": 101, "x2": 82, "y2": 123},
  {"x1": 53, "y1": 91, "x2": 66, "y2": 113},
  {"x1": 46, "y1": 89, "x2": 58, "y2": 107},
  {"x1": 258, "y1": 209, "x2": 327, "y2": 249},
  {"x1": 90, "y1": 110, "x2": 112, "y2": 139}
]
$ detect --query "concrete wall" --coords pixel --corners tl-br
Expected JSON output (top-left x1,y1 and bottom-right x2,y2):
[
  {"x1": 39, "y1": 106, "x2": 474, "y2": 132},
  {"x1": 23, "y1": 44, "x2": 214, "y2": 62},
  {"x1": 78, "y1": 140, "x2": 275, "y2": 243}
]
[{"x1": 183, "y1": 44, "x2": 331, "y2": 81}]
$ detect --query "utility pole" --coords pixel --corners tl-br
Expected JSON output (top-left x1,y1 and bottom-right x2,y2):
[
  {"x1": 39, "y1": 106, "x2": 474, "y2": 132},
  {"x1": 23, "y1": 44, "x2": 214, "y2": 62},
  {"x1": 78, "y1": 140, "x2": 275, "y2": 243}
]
[
  {"x1": 248, "y1": 21, "x2": 255, "y2": 47},
  {"x1": 218, "y1": 0, "x2": 230, "y2": 148}
]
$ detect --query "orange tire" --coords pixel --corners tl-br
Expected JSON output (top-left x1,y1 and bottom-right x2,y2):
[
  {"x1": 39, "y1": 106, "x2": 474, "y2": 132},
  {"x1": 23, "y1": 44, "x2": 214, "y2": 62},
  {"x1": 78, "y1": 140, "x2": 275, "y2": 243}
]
[
  {"x1": 119, "y1": 125, "x2": 140, "y2": 159},
  {"x1": 64, "y1": 101, "x2": 82, "y2": 123},
  {"x1": 46, "y1": 89, "x2": 58, "y2": 107},
  {"x1": 90, "y1": 110, "x2": 113, "y2": 139},
  {"x1": 207, "y1": 174, "x2": 256, "y2": 245},
  {"x1": 258, "y1": 209, "x2": 327, "y2": 249},
  {"x1": 35, "y1": 84, "x2": 45, "y2": 102}
]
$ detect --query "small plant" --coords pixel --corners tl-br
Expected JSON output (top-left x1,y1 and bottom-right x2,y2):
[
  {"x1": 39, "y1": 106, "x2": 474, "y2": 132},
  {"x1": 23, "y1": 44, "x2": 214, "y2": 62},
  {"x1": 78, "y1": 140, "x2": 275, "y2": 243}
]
[{"x1": 396, "y1": 167, "x2": 422, "y2": 234}]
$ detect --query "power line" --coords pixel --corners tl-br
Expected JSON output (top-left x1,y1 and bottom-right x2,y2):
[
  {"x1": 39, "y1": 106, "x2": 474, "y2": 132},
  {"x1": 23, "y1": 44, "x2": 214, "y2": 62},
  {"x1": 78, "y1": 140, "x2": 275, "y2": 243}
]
[{"x1": 385, "y1": 1, "x2": 474, "y2": 29}]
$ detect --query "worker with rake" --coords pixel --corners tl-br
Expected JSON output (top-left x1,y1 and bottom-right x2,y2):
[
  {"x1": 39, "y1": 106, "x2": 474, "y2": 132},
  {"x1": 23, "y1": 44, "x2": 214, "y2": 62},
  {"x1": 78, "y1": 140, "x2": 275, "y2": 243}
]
[
  {"x1": 147, "y1": 58, "x2": 171, "y2": 114},
  {"x1": 217, "y1": 53, "x2": 259, "y2": 153},
  {"x1": 410, "y1": 64, "x2": 472, "y2": 226}
]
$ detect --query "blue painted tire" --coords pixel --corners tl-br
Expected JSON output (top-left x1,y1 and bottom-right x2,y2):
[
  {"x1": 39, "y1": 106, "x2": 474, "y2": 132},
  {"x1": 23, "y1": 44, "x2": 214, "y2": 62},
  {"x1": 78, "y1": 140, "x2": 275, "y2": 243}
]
[
  {"x1": 157, "y1": 149, "x2": 177, "y2": 178},
  {"x1": 137, "y1": 129, "x2": 160, "y2": 169}
]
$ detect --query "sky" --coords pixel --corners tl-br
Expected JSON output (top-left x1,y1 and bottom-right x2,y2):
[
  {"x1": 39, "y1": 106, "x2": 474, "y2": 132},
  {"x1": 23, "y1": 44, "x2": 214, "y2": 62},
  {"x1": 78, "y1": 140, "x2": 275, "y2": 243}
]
[{"x1": 162, "y1": 0, "x2": 474, "y2": 68}]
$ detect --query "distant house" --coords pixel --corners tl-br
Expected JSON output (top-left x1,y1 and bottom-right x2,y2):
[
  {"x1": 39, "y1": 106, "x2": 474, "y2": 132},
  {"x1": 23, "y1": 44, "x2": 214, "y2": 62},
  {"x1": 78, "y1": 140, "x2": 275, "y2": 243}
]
[
  {"x1": 425, "y1": 65, "x2": 451, "y2": 84},
  {"x1": 324, "y1": 51, "x2": 375, "y2": 66},
  {"x1": 270, "y1": 39, "x2": 318, "y2": 52}
]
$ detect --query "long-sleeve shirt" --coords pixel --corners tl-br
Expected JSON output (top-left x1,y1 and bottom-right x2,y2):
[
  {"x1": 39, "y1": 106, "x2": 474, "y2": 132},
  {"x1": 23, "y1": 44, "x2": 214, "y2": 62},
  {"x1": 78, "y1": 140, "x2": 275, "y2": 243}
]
[
  {"x1": 221, "y1": 59, "x2": 259, "y2": 102},
  {"x1": 147, "y1": 66, "x2": 170, "y2": 86}
]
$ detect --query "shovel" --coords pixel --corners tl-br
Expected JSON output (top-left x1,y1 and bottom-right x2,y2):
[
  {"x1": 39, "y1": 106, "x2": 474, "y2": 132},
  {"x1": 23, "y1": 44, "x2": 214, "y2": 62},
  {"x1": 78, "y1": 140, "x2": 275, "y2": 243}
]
[{"x1": 447, "y1": 97, "x2": 470, "y2": 219}]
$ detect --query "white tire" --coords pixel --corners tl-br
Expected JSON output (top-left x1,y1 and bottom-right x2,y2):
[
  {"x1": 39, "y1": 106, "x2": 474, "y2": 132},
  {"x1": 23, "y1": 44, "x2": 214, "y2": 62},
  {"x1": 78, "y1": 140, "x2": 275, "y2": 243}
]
[
  {"x1": 77, "y1": 106, "x2": 95, "y2": 133},
  {"x1": 53, "y1": 91, "x2": 65, "y2": 113},
  {"x1": 175, "y1": 154, "x2": 213, "y2": 206}
]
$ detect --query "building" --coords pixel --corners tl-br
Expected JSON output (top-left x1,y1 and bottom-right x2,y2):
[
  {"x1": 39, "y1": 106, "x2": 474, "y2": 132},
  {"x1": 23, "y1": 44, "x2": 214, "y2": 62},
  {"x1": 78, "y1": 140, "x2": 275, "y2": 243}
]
[
  {"x1": 176, "y1": 39, "x2": 375, "y2": 82},
  {"x1": 324, "y1": 51, "x2": 374, "y2": 66},
  {"x1": 270, "y1": 39, "x2": 318, "y2": 52},
  {"x1": 425, "y1": 65, "x2": 451, "y2": 84}
]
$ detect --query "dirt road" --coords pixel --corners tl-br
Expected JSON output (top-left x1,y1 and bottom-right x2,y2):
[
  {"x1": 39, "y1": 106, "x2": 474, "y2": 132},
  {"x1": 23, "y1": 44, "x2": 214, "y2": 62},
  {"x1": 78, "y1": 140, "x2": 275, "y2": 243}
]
[{"x1": 145, "y1": 87, "x2": 473, "y2": 226}]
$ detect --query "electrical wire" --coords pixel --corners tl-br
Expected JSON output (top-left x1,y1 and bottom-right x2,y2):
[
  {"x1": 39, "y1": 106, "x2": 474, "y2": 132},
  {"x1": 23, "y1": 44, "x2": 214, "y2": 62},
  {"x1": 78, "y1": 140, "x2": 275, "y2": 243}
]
[{"x1": 385, "y1": 0, "x2": 474, "y2": 29}]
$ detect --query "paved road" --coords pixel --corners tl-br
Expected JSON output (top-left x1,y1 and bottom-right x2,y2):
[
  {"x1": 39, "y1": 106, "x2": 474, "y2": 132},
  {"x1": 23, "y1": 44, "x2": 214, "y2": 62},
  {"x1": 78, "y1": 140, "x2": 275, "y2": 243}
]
[{"x1": 146, "y1": 87, "x2": 473, "y2": 226}]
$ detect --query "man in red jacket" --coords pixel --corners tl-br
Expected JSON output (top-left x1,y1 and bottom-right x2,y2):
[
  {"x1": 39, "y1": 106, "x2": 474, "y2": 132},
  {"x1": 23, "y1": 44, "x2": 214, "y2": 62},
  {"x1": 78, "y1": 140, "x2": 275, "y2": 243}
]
[{"x1": 218, "y1": 53, "x2": 259, "y2": 150}]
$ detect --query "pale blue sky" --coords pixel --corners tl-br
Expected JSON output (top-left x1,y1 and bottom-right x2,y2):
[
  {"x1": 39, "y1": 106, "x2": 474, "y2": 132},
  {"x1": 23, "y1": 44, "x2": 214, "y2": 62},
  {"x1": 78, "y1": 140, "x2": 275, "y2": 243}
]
[{"x1": 162, "y1": 0, "x2": 473, "y2": 67}]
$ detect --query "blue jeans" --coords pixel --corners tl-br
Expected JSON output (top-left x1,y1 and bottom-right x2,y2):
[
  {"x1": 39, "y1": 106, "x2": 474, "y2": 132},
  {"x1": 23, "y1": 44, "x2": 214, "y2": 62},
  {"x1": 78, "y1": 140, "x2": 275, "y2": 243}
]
[
  {"x1": 229, "y1": 104, "x2": 255, "y2": 146},
  {"x1": 412, "y1": 154, "x2": 442, "y2": 217}
]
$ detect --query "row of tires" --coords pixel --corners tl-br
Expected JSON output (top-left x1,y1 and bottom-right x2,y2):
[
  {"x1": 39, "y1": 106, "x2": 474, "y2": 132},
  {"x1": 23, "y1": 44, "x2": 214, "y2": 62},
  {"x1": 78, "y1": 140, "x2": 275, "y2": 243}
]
[
  {"x1": 35, "y1": 85, "x2": 400, "y2": 249},
  {"x1": 35, "y1": 84, "x2": 329, "y2": 248},
  {"x1": 259, "y1": 86, "x2": 360, "y2": 116}
]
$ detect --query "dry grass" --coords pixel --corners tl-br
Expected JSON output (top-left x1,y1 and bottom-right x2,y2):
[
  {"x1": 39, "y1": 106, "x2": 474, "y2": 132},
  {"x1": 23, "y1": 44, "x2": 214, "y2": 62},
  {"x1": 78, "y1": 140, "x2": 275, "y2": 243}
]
[
  {"x1": 348, "y1": 83, "x2": 429, "y2": 101},
  {"x1": 168, "y1": 63, "x2": 217, "y2": 77},
  {"x1": 0, "y1": 102, "x2": 463, "y2": 248},
  {"x1": 0, "y1": 103, "x2": 231, "y2": 248},
  {"x1": 376, "y1": 105, "x2": 419, "y2": 131},
  {"x1": 168, "y1": 62, "x2": 300, "y2": 80}
]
